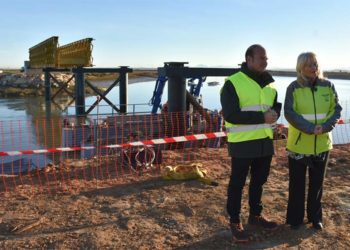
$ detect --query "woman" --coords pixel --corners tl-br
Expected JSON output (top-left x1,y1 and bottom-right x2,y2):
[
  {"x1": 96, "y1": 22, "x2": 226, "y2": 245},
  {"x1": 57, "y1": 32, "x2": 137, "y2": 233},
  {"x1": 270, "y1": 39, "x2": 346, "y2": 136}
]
[{"x1": 284, "y1": 52, "x2": 342, "y2": 230}]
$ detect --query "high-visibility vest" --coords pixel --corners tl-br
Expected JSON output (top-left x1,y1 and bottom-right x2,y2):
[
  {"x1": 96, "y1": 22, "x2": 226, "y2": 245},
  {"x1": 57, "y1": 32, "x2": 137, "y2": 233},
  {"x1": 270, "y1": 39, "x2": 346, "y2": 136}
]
[
  {"x1": 223, "y1": 72, "x2": 276, "y2": 143},
  {"x1": 287, "y1": 85, "x2": 334, "y2": 154}
]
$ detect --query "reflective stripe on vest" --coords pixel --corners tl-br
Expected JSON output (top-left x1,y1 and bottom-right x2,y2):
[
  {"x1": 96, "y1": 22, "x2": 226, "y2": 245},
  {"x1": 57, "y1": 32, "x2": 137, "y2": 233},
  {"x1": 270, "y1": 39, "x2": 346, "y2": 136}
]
[
  {"x1": 226, "y1": 104, "x2": 273, "y2": 132},
  {"x1": 302, "y1": 113, "x2": 327, "y2": 120},
  {"x1": 241, "y1": 104, "x2": 271, "y2": 112},
  {"x1": 226, "y1": 124, "x2": 272, "y2": 132}
]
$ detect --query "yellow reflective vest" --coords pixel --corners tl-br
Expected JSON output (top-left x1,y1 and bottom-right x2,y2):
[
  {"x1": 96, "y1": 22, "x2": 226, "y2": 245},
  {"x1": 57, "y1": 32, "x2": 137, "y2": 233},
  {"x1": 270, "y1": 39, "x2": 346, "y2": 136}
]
[
  {"x1": 287, "y1": 84, "x2": 335, "y2": 154},
  {"x1": 224, "y1": 72, "x2": 277, "y2": 143}
]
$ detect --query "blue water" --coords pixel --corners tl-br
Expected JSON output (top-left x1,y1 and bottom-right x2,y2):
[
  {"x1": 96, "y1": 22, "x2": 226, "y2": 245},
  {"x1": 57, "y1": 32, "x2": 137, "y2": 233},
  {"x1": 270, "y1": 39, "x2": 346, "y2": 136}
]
[{"x1": 68, "y1": 76, "x2": 350, "y2": 121}]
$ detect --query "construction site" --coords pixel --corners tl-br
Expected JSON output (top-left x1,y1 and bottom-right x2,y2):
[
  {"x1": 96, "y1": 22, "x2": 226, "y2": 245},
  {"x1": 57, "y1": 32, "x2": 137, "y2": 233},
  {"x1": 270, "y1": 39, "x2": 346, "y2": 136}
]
[{"x1": 0, "y1": 37, "x2": 349, "y2": 249}]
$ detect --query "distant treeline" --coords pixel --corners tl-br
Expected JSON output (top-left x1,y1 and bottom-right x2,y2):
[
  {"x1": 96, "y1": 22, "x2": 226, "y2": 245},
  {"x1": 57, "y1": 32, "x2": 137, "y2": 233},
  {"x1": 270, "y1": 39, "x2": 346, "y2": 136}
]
[{"x1": 269, "y1": 70, "x2": 350, "y2": 80}]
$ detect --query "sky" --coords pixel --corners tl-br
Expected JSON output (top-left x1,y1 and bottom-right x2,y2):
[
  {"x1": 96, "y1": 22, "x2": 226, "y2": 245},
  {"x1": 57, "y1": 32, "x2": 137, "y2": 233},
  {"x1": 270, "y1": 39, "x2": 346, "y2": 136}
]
[{"x1": 1, "y1": 0, "x2": 350, "y2": 70}]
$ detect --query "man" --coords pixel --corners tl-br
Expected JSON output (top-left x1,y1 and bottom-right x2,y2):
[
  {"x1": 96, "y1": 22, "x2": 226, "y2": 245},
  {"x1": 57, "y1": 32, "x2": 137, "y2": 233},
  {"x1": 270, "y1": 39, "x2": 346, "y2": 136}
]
[{"x1": 220, "y1": 44, "x2": 281, "y2": 243}]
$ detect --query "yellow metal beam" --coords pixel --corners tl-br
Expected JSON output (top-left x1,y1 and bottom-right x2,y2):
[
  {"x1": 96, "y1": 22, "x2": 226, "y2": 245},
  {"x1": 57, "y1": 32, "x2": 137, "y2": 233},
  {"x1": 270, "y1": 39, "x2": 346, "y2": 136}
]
[
  {"x1": 28, "y1": 37, "x2": 94, "y2": 68},
  {"x1": 57, "y1": 38, "x2": 93, "y2": 68},
  {"x1": 29, "y1": 36, "x2": 59, "y2": 68}
]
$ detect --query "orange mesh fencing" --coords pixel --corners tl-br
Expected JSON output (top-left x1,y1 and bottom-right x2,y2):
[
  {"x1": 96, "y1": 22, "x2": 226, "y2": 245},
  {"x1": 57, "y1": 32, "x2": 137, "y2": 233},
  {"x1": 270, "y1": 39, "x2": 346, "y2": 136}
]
[
  {"x1": 0, "y1": 111, "x2": 349, "y2": 195},
  {"x1": 0, "y1": 111, "x2": 223, "y2": 195}
]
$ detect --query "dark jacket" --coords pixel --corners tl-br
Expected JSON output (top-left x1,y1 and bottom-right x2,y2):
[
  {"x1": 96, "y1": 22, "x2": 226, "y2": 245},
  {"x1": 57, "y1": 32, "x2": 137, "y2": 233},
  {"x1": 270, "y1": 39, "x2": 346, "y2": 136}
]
[{"x1": 220, "y1": 63, "x2": 281, "y2": 158}]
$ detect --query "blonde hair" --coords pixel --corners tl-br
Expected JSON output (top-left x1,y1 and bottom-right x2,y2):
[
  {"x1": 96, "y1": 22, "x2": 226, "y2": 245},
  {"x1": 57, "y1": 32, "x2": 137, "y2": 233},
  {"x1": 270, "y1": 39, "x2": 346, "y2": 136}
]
[{"x1": 296, "y1": 52, "x2": 324, "y2": 86}]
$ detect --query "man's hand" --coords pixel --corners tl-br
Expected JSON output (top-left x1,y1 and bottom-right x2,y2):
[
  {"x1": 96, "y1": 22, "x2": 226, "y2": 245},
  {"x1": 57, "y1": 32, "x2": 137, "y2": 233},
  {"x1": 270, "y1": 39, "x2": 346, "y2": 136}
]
[
  {"x1": 264, "y1": 109, "x2": 278, "y2": 124},
  {"x1": 314, "y1": 125, "x2": 323, "y2": 135}
]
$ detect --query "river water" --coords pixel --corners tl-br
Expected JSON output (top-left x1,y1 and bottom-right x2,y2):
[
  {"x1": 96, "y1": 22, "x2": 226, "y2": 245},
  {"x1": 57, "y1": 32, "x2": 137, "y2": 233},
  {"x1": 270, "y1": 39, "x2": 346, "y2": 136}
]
[
  {"x1": 1, "y1": 76, "x2": 350, "y2": 119},
  {"x1": 79, "y1": 76, "x2": 350, "y2": 122},
  {"x1": 0, "y1": 76, "x2": 349, "y2": 173}
]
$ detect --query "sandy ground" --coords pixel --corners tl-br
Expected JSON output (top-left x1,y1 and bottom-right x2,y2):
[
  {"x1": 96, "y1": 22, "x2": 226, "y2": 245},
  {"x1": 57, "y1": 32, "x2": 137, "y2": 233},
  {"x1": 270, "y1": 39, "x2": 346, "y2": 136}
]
[{"x1": 0, "y1": 142, "x2": 349, "y2": 249}]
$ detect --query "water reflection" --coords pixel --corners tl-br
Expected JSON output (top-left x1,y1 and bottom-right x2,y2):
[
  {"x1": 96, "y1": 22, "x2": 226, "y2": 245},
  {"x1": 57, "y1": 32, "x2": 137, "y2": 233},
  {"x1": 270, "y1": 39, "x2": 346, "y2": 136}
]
[{"x1": 0, "y1": 97, "x2": 67, "y2": 173}]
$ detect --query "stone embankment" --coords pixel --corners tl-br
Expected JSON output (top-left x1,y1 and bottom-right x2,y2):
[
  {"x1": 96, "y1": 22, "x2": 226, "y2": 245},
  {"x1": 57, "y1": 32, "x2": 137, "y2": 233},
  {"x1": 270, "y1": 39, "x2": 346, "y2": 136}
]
[
  {"x1": 0, "y1": 70, "x2": 158, "y2": 97},
  {"x1": 0, "y1": 73, "x2": 76, "y2": 97}
]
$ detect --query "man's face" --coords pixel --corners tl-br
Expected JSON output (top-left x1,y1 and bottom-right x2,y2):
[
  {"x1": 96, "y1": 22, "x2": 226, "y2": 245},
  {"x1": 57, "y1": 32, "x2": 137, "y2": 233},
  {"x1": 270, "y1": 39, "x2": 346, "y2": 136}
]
[{"x1": 247, "y1": 47, "x2": 268, "y2": 74}]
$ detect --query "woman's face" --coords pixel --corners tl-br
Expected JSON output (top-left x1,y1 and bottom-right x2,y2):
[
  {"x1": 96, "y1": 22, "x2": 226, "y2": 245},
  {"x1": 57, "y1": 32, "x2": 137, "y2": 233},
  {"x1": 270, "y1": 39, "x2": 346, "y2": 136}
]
[{"x1": 301, "y1": 58, "x2": 318, "y2": 80}]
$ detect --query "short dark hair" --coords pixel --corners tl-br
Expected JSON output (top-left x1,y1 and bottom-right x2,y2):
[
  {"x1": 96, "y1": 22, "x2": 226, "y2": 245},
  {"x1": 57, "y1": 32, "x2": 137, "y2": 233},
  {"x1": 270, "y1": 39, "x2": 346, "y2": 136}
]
[{"x1": 245, "y1": 44, "x2": 264, "y2": 61}]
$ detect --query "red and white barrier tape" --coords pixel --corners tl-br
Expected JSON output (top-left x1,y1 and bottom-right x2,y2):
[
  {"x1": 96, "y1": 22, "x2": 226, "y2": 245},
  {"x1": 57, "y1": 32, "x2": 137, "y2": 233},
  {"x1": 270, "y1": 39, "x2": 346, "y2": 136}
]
[{"x1": 0, "y1": 131, "x2": 227, "y2": 157}]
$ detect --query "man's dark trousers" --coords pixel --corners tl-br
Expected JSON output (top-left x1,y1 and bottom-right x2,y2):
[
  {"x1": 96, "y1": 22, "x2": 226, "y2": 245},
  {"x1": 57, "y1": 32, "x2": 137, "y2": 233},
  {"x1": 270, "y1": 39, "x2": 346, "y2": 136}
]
[{"x1": 227, "y1": 155, "x2": 272, "y2": 223}]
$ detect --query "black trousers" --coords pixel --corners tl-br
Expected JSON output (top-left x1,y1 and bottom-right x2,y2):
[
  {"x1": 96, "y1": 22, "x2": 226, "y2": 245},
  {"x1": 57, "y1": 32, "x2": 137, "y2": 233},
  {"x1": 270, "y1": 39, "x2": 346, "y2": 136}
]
[
  {"x1": 286, "y1": 152, "x2": 329, "y2": 226},
  {"x1": 227, "y1": 156, "x2": 272, "y2": 223}
]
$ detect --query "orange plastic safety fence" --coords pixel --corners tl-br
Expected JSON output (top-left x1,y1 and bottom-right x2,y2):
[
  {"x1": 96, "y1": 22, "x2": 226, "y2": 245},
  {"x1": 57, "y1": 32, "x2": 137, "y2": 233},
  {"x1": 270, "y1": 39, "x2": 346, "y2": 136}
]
[
  {"x1": 0, "y1": 111, "x2": 349, "y2": 196},
  {"x1": 0, "y1": 113, "x2": 223, "y2": 193}
]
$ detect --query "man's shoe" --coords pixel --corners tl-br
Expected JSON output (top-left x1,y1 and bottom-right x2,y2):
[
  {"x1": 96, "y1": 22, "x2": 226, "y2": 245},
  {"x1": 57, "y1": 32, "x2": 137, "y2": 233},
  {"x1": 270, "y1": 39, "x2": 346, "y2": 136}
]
[
  {"x1": 312, "y1": 222, "x2": 323, "y2": 230},
  {"x1": 230, "y1": 223, "x2": 249, "y2": 243},
  {"x1": 248, "y1": 215, "x2": 278, "y2": 230}
]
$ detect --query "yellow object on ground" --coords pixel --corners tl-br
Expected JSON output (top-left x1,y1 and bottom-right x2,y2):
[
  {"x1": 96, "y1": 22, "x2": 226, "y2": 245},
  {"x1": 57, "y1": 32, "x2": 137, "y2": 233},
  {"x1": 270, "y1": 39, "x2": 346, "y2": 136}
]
[{"x1": 161, "y1": 163, "x2": 218, "y2": 186}]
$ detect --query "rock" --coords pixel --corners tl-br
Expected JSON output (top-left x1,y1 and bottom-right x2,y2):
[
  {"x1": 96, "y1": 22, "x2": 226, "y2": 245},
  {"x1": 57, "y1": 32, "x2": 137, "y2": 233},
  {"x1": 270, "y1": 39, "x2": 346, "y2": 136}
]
[{"x1": 14, "y1": 78, "x2": 28, "y2": 85}]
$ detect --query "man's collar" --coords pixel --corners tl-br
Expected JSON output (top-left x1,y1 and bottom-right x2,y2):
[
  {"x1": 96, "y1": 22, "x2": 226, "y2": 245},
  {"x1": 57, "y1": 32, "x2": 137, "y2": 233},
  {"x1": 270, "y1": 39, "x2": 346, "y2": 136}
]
[{"x1": 240, "y1": 62, "x2": 274, "y2": 85}]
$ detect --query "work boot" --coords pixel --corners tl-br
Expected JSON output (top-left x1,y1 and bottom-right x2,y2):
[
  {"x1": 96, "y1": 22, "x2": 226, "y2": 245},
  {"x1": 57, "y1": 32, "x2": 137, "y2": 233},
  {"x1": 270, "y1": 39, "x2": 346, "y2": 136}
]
[
  {"x1": 230, "y1": 223, "x2": 249, "y2": 243},
  {"x1": 312, "y1": 221, "x2": 323, "y2": 230},
  {"x1": 248, "y1": 215, "x2": 278, "y2": 230}
]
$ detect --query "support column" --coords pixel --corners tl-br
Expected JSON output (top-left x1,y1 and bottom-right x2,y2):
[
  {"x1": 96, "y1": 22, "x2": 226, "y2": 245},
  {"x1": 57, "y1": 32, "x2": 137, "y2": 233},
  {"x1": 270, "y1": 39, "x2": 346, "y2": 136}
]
[
  {"x1": 167, "y1": 62, "x2": 187, "y2": 113},
  {"x1": 119, "y1": 66, "x2": 129, "y2": 114},
  {"x1": 164, "y1": 62, "x2": 188, "y2": 138},
  {"x1": 44, "y1": 68, "x2": 51, "y2": 102},
  {"x1": 74, "y1": 67, "x2": 85, "y2": 117}
]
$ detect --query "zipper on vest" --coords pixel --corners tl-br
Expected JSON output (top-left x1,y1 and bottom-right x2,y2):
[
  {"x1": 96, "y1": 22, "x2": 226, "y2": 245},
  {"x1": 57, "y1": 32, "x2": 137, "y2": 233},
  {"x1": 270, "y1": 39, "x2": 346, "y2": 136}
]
[
  {"x1": 294, "y1": 132, "x2": 301, "y2": 145},
  {"x1": 311, "y1": 87, "x2": 317, "y2": 154}
]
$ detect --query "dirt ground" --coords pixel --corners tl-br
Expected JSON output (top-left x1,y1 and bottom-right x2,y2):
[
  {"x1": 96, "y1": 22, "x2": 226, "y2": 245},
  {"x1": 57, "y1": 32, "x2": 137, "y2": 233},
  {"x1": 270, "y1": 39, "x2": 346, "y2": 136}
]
[{"x1": 0, "y1": 143, "x2": 349, "y2": 249}]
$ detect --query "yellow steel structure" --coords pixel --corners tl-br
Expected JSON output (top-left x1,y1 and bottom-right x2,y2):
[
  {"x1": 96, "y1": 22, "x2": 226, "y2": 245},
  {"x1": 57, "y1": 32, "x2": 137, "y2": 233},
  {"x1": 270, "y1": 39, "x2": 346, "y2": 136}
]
[
  {"x1": 28, "y1": 37, "x2": 93, "y2": 68},
  {"x1": 57, "y1": 38, "x2": 93, "y2": 68},
  {"x1": 29, "y1": 36, "x2": 59, "y2": 68}
]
